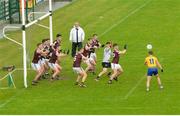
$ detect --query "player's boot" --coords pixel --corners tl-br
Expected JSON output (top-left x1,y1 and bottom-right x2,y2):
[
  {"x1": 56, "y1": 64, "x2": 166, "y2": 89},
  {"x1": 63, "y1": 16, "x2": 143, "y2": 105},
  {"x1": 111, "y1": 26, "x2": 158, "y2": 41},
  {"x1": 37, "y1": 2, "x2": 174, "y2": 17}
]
[
  {"x1": 32, "y1": 80, "x2": 38, "y2": 85},
  {"x1": 108, "y1": 80, "x2": 113, "y2": 84},
  {"x1": 94, "y1": 78, "x2": 99, "y2": 82},
  {"x1": 79, "y1": 82, "x2": 87, "y2": 88},
  {"x1": 113, "y1": 77, "x2": 118, "y2": 82},
  {"x1": 146, "y1": 88, "x2": 150, "y2": 92},
  {"x1": 160, "y1": 85, "x2": 164, "y2": 89},
  {"x1": 50, "y1": 77, "x2": 55, "y2": 82},
  {"x1": 74, "y1": 82, "x2": 79, "y2": 85}
]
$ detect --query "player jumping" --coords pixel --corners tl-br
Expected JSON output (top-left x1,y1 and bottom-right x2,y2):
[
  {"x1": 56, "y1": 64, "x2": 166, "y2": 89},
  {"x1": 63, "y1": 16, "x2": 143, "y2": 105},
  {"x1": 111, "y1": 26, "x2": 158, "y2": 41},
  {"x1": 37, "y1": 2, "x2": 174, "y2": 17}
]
[
  {"x1": 108, "y1": 43, "x2": 127, "y2": 84},
  {"x1": 144, "y1": 51, "x2": 164, "y2": 92}
]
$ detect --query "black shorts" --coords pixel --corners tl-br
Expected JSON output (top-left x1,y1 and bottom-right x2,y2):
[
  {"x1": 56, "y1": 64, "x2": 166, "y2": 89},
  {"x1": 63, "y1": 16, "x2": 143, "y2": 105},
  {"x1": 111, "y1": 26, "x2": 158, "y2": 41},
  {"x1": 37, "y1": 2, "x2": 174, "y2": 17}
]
[{"x1": 102, "y1": 62, "x2": 111, "y2": 68}]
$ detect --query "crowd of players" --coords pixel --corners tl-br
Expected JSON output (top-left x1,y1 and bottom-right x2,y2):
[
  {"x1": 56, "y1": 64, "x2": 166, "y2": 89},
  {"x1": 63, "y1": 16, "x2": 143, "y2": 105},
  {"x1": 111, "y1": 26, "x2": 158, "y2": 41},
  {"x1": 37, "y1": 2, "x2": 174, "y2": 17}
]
[
  {"x1": 31, "y1": 32, "x2": 164, "y2": 91},
  {"x1": 31, "y1": 33, "x2": 127, "y2": 87},
  {"x1": 31, "y1": 34, "x2": 69, "y2": 85}
]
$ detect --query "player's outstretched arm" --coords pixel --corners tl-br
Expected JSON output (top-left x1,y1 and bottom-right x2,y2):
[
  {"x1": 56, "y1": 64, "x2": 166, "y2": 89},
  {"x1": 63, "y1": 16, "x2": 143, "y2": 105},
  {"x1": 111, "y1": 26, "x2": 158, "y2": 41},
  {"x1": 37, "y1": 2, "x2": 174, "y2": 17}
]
[
  {"x1": 119, "y1": 49, "x2": 127, "y2": 55},
  {"x1": 119, "y1": 44, "x2": 127, "y2": 55}
]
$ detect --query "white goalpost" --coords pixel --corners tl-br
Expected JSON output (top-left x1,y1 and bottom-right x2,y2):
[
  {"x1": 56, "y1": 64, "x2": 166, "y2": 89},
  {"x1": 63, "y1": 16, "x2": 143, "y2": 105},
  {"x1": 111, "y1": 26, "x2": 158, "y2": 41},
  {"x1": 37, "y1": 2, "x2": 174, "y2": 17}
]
[{"x1": 3, "y1": 0, "x2": 53, "y2": 88}]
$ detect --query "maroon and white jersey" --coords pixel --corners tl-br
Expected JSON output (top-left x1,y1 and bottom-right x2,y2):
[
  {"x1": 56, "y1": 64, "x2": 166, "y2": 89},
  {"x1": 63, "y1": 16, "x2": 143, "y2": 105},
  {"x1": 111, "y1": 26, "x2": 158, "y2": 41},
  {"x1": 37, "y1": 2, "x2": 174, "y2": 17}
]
[
  {"x1": 73, "y1": 53, "x2": 83, "y2": 67},
  {"x1": 112, "y1": 50, "x2": 120, "y2": 64},
  {"x1": 32, "y1": 49, "x2": 41, "y2": 64},
  {"x1": 91, "y1": 39, "x2": 99, "y2": 48},
  {"x1": 82, "y1": 43, "x2": 90, "y2": 57},
  {"x1": 53, "y1": 40, "x2": 61, "y2": 49},
  {"x1": 49, "y1": 49, "x2": 58, "y2": 63}
]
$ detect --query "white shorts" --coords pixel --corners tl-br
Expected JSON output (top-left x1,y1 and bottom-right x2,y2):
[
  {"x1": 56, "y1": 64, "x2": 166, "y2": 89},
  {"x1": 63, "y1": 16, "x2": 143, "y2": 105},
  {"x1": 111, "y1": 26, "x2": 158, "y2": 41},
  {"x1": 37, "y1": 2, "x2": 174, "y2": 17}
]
[
  {"x1": 31, "y1": 63, "x2": 41, "y2": 71},
  {"x1": 84, "y1": 59, "x2": 90, "y2": 64},
  {"x1": 44, "y1": 58, "x2": 49, "y2": 62},
  {"x1": 111, "y1": 63, "x2": 123, "y2": 70},
  {"x1": 39, "y1": 59, "x2": 46, "y2": 65},
  {"x1": 48, "y1": 63, "x2": 58, "y2": 69},
  {"x1": 73, "y1": 67, "x2": 84, "y2": 74}
]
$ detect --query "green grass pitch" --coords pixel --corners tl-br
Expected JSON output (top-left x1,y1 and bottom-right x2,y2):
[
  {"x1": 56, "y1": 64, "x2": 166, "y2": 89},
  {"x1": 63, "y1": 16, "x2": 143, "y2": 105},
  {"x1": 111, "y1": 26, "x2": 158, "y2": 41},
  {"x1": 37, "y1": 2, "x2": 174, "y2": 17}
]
[{"x1": 0, "y1": 0, "x2": 180, "y2": 114}]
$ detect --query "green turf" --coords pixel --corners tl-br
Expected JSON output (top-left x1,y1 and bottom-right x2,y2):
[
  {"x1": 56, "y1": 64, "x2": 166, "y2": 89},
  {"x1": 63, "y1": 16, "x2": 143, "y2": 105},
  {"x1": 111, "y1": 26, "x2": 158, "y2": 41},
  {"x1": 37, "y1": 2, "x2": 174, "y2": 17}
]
[{"x1": 0, "y1": 0, "x2": 180, "y2": 114}]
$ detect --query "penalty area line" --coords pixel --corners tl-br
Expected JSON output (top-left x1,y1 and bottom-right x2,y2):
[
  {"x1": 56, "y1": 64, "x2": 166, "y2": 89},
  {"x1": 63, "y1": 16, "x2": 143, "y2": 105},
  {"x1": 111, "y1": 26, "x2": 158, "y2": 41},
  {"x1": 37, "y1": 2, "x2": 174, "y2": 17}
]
[{"x1": 99, "y1": 0, "x2": 152, "y2": 37}]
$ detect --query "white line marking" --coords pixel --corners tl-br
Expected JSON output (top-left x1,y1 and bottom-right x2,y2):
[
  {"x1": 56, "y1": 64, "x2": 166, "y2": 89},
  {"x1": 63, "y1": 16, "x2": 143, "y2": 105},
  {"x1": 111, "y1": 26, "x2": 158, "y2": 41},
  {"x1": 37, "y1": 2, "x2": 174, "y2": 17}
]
[
  {"x1": 99, "y1": 0, "x2": 151, "y2": 37},
  {"x1": 124, "y1": 75, "x2": 146, "y2": 99},
  {"x1": 0, "y1": 92, "x2": 19, "y2": 109}
]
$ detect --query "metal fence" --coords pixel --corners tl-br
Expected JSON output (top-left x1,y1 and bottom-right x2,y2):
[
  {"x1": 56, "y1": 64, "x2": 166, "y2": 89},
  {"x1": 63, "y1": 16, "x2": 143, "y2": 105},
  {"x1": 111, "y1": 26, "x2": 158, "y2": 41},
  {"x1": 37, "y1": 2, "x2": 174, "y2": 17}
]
[
  {"x1": 0, "y1": 0, "x2": 20, "y2": 23},
  {"x1": 0, "y1": 0, "x2": 46, "y2": 24}
]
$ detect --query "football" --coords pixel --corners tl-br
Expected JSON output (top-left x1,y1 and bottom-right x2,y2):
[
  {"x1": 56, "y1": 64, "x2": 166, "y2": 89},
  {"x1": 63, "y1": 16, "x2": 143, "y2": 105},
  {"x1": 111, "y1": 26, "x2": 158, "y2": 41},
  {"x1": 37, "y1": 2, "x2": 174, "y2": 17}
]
[{"x1": 147, "y1": 44, "x2": 153, "y2": 50}]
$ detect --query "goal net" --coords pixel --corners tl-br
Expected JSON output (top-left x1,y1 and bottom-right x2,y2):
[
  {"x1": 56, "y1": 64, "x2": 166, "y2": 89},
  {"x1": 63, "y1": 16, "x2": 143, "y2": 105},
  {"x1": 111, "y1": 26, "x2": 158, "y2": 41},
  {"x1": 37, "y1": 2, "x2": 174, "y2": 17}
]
[{"x1": 1, "y1": 0, "x2": 53, "y2": 88}]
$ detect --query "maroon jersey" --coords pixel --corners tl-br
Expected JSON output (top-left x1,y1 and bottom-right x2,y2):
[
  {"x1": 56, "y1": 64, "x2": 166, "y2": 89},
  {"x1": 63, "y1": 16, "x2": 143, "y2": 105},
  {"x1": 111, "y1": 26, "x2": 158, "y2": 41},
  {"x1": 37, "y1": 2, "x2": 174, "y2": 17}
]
[
  {"x1": 82, "y1": 43, "x2": 90, "y2": 57},
  {"x1": 53, "y1": 40, "x2": 61, "y2": 49},
  {"x1": 73, "y1": 53, "x2": 83, "y2": 67},
  {"x1": 49, "y1": 49, "x2": 58, "y2": 63},
  {"x1": 32, "y1": 49, "x2": 41, "y2": 63},
  {"x1": 91, "y1": 39, "x2": 99, "y2": 47},
  {"x1": 112, "y1": 50, "x2": 120, "y2": 64}
]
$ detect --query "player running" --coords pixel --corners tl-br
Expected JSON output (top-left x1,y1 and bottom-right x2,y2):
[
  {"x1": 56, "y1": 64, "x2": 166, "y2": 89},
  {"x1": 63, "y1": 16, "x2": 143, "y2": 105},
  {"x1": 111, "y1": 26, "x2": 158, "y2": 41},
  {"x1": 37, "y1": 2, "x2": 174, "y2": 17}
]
[
  {"x1": 48, "y1": 46, "x2": 64, "y2": 81},
  {"x1": 73, "y1": 48, "x2": 88, "y2": 87},
  {"x1": 95, "y1": 42, "x2": 112, "y2": 81},
  {"x1": 144, "y1": 51, "x2": 164, "y2": 92},
  {"x1": 31, "y1": 43, "x2": 44, "y2": 85},
  {"x1": 108, "y1": 43, "x2": 127, "y2": 84},
  {"x1": 85, "y1": 48, "x2": 97, "y2": 74}
]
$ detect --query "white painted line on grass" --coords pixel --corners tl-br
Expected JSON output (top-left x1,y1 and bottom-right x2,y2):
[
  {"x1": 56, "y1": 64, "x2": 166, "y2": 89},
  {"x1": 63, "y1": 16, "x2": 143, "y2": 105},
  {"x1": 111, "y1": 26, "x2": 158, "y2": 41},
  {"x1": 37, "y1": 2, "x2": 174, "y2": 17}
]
[
  {"x1": 124, "y1": 75, "x2": 146, "y2": 99},
  {"x1": 99, "y1": 0, "x2": 151, "y2": 37},
  {"x1": 0, "y1": 92, "x2": 19, "y2": 109}
]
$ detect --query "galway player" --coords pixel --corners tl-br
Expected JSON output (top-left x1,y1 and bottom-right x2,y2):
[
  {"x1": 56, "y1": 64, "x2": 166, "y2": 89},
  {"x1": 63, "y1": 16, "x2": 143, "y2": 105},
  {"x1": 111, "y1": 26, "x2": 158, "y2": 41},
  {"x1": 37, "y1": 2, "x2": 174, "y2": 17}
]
[
  {"x1": 83, "y1": 38, "x2": 92, "y2": 57},
  {"x1": 73, "y1": 48, "x2": 88, "y2": 87},
  {"x1": 108, "y1": 44, "x2": 127, "y2": 84},
  {"x1": 48, "y1": 46, "x2": 63, "y2": 81},
  {"x1": 40, "y1": 39, "x2": 51, "y2": 78},
  {"x1": 31, "y1": 43, "x2": 44, "y2": 85},
  {"x1": 85, "y1": 48, "x2": 97, "y2": 74},
  {"x1": 95, "y1": 42, "x2": 112, "y2": 81},
  {"x1": 91, "y1": 34, "x2": 101, "y2": 49},
  {"x1": 53, "y1": 33, "x2": 62, "y2": 50},
  {"x1": 144, "y1": 51, "x2": 164, "y2": 92}
]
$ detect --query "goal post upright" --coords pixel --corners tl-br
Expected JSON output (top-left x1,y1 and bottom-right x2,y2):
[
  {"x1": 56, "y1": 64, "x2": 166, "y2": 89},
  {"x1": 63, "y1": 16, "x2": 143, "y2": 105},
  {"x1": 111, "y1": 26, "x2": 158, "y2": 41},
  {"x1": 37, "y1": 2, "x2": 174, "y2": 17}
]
[
  {"x1": 21, "y1": 0, "x2": 28, "y2": 88},
  {"x1": 20, "y1": 0, "x2": 53, "y2": 88},
  {"x1": 49, "y1": 0, "x2": 53, "y2": 45}
]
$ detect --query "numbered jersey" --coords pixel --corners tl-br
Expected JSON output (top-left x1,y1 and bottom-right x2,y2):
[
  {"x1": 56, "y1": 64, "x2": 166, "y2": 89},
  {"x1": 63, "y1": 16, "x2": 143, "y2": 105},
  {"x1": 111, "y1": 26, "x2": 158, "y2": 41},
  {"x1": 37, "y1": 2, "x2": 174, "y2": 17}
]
[
  {"x1": 73, "y1": 53, "x2": 83, "y2": 67},
  {"x1": 112, "y1": 50, "x2": 120, "y2": 64},
  {"x1": 145, "y1": 56, "x2": 158, "y2": 68},
  {"x1": 32, "y1": 49, "x2": 41, "y2": 64}
]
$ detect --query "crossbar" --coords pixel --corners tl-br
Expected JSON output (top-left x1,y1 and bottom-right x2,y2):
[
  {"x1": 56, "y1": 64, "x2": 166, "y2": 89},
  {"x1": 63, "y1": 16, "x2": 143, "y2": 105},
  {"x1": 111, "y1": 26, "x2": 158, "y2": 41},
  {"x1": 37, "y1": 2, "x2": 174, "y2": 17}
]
[{"x1": 25, "y1": 12, "x2": 51, "y2": 28}]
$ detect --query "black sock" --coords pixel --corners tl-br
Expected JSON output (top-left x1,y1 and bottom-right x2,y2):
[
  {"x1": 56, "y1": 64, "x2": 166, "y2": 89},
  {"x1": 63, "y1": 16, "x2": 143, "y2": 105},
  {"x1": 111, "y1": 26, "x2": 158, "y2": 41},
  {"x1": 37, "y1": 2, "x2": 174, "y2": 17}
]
[{"x1": 107, "y1": 72, "x2": 111, "y2": 76}]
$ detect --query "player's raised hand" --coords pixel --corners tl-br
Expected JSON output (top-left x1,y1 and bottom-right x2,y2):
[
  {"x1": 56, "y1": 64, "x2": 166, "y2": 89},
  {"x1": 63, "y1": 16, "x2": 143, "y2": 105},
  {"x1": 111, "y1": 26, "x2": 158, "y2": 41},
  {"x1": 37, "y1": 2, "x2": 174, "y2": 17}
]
[
  {"x1": 101, "y1": 44, "x2": 105, "y2": 48},
  {"x1": 161, "y1": 69, "x2": 164, "y2": 72},
  {"x1": 124, "y1": 44, "x2": 127, "y2": 49}
]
